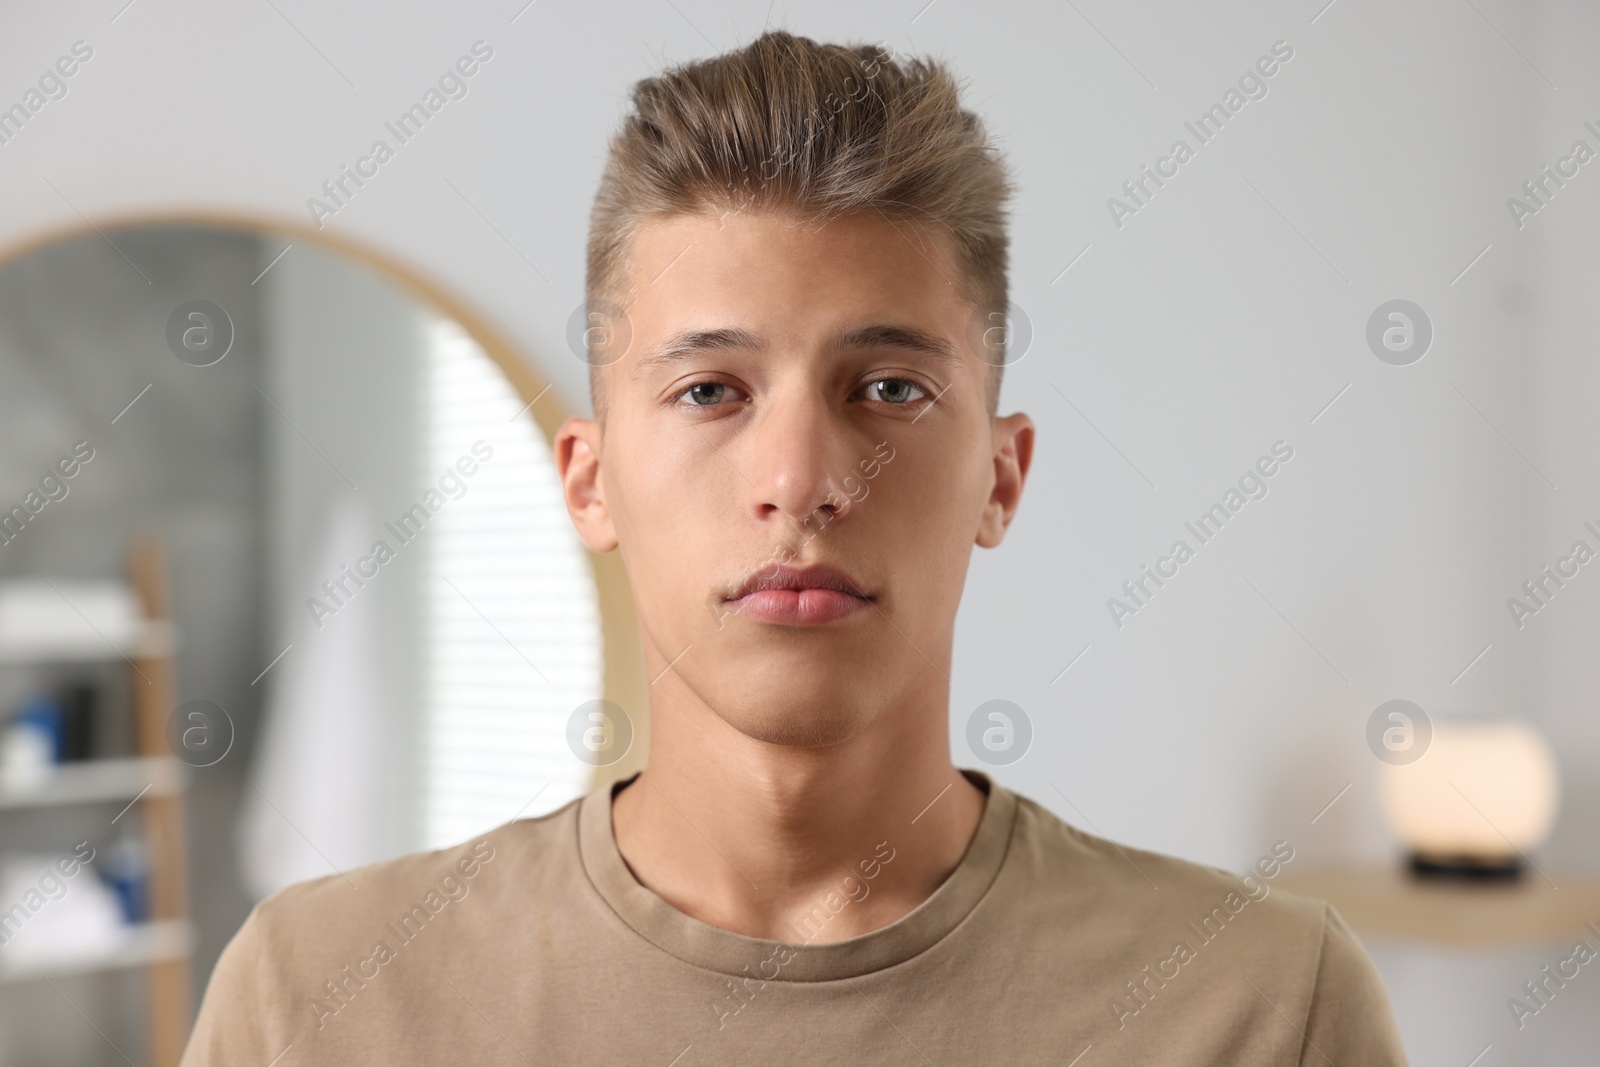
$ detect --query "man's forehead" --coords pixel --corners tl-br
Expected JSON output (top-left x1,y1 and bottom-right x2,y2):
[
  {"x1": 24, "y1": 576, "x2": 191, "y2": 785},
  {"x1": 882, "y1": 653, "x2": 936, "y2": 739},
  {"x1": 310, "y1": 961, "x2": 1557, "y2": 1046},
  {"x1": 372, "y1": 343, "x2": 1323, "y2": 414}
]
[{"x1": 616, "y1": 210, "x2": 975, "y2": 367}]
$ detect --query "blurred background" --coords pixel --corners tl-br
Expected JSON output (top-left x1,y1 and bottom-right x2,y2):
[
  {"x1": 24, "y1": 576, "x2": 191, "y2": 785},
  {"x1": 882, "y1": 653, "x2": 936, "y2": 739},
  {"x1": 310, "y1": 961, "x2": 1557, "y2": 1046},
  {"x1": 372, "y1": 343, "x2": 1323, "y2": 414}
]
[{"x1": 0, "y1": 1, "x2": 1595, "y2": 1064}]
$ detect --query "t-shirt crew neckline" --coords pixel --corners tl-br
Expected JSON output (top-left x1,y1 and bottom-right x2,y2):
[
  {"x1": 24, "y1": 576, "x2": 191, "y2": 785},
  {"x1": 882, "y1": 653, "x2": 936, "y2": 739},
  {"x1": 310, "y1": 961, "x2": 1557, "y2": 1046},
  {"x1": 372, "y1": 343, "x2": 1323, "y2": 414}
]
[{"x1": 577, "y1": 767, "x2": 1018, "y2": 982}]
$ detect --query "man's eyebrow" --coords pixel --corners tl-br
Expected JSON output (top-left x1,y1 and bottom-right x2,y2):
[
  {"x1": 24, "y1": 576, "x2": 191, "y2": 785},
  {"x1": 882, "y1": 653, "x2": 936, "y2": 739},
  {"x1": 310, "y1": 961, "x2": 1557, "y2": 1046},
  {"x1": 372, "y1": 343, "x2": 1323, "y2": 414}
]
[
  {"x1": 830, "y1": 323, "x2": 963, "y2": 367},
  {"x1": 629, "y1": 323, "x2": 963, "y2": 378},
  {"x1": 630, "y1": 327, "x2": 759, "y2": 378}
]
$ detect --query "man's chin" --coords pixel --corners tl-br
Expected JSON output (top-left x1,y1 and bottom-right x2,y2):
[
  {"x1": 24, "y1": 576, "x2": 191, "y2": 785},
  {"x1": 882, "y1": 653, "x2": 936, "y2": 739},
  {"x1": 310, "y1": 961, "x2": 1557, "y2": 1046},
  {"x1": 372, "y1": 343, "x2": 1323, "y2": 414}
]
[
  {"x1": 713, "y1": 699, "x2": 875, "y2": 749},
  {"x1": 674, "y1": 631, "x2": 904, "y2": 745}
]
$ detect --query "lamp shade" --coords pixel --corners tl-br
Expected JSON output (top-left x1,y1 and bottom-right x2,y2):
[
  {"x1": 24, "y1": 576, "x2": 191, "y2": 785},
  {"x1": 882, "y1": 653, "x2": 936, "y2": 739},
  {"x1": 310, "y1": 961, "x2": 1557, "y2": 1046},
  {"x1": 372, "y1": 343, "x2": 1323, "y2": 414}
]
[{"x1": 1378, "y1": 718, "x2": 1559, "y2": 865}]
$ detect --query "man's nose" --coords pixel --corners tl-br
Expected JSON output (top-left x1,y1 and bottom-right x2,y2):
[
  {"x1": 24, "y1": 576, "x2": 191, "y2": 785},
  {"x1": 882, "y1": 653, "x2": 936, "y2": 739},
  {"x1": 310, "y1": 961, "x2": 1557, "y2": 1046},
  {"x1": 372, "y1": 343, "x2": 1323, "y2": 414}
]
[{"x1": 742, "y1": 395, "x2": 855, "y2": 533}]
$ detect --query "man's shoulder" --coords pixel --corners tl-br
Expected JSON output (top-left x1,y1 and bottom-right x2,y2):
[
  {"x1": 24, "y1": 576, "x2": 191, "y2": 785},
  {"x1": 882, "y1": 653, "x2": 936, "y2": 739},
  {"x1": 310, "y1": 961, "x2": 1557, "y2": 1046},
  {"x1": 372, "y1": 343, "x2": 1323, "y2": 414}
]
[
  {"x1": 988, "y1": 789, "x2": 1406, "y2": 1060},
  {"x1": 243, "y1": 794, "x2": 584, "y2": 962},
  {"x1": 180, "y1": 797, "x2": 590, "y2": 1060},
  {"x1": 1003, "y1": 788, "x2": 1327, "y2": 945}
]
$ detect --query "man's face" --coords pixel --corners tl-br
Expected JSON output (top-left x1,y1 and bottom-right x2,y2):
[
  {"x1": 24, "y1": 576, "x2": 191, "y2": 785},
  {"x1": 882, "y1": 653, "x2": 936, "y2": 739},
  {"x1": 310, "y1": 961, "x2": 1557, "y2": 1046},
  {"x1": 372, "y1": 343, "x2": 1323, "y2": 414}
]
[{"x1": 560, "y1": 209, "x2": 1031, "y2": 748}]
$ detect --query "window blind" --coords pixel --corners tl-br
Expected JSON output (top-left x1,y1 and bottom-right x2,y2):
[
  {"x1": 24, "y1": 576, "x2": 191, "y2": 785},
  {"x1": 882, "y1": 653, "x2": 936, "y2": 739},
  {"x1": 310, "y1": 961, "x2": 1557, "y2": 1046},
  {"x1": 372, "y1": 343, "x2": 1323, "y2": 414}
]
[{"x1": 420, "y1": 315, "x2": 602, "y2": 849}]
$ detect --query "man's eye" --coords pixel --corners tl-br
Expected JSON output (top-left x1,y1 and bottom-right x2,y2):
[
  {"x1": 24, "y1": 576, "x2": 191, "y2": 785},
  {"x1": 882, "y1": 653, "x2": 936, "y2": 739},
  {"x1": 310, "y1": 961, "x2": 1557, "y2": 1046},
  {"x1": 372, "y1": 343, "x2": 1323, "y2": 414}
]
[
  {"x1": 866, "y1": 378, "x2": 927, "y2": 405},
  {"x1": 679, "y1": 381, "x2": 728, "y2": 406}
]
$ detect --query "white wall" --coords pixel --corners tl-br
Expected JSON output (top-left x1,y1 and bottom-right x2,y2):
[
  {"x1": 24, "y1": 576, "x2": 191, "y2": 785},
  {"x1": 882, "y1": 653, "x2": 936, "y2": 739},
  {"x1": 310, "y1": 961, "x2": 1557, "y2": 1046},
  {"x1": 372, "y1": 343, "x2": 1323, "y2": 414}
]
[{"x1": 3, "y1": 0, "x2": 1595, "y2": 1059}]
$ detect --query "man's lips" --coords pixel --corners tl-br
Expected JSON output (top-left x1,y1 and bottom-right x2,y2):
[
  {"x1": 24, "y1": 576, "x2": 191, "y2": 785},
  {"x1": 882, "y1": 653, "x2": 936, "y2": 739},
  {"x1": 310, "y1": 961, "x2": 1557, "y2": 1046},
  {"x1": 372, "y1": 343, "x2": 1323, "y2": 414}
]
[{"x1": 723, "y1": 564, "x2": 873, "y2": 626}]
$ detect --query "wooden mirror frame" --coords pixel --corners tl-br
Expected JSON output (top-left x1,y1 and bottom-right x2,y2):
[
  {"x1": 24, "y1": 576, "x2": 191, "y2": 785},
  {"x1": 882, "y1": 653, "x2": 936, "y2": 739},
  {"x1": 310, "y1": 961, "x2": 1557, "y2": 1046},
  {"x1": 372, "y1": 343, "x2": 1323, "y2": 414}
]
[{"x1": 0, "y1": 211, "x2": 651, "y2": 792}]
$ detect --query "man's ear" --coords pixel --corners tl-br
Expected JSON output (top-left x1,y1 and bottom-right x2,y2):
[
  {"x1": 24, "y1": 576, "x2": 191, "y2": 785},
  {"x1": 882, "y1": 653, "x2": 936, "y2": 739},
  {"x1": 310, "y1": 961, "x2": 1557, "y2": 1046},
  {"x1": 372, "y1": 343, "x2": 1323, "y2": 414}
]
[
  {"x1": 976, "y1": 412, "x2": 1034, "y2": 549},
  {"x1": 554, "y1": 416, "x2": 618, "y2": 552}
]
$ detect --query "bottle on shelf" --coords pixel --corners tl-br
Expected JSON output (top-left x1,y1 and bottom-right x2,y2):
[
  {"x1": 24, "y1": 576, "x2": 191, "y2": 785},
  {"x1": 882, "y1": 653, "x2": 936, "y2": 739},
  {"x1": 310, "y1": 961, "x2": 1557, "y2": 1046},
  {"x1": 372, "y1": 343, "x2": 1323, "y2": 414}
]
[
  {"x1": 101, "y1": 830, "x2": 149, "y2": 925},
  {"x1": 0, "y1": 694, "x2": 62, "y2": 791}
]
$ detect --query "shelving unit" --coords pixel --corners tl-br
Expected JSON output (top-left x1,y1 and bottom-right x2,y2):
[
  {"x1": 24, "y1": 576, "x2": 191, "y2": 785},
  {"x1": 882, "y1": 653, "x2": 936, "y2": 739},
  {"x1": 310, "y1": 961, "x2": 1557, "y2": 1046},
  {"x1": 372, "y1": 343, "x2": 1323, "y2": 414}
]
[{"x1": 0, "y1": 539, "x2": 194, "y2": 1067}]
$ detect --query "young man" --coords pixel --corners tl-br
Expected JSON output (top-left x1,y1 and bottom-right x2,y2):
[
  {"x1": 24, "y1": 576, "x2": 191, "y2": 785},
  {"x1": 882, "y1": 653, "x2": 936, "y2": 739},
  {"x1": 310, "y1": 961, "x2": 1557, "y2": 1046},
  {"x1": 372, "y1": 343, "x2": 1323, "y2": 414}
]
[{"x1": 183, "y1": 31, "x2": 1408, "y2": 1064}]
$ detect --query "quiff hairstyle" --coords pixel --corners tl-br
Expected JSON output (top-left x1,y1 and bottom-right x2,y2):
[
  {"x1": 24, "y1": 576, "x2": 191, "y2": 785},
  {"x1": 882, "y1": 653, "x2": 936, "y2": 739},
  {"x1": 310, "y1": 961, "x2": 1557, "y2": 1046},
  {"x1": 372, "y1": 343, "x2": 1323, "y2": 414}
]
[{"x1": 585, "y1": 29, "x2": 1015, "y2": 421}]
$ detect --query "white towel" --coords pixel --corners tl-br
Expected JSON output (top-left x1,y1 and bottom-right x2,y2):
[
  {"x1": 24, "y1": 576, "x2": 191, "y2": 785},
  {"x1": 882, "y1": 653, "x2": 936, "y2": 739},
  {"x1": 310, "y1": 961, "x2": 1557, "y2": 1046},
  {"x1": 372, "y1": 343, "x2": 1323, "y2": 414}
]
[
  {"x1": 0, "y1": 851, "x2": 124, "y2": 966},
  {"x1": 237, "y1": 494, "x2": 390, "y2": 901}
]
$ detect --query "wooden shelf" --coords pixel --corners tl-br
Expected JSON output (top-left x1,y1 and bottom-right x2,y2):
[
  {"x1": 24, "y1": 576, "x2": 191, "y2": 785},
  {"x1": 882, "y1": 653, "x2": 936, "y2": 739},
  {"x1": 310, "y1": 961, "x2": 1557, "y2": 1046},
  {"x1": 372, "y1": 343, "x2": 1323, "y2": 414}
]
[
  {"x1": 0, "y1": 579, "x2": 176, "y2": 663},
  {"x1": 0, "y1": 919, "x2": 195, "y2": 984},
  {"x1": 1276, "y1": 866, "x2": 1600, "y2": 947},
  {"x1": 0, "y1": 619, "x2": 176, "y2": 664},
  {"x1": 0, "y1": 756, "x2": 187, "y2": 812},
  {"x1": 0, "y1": 547, "x2": 193, "y2": 1065}
]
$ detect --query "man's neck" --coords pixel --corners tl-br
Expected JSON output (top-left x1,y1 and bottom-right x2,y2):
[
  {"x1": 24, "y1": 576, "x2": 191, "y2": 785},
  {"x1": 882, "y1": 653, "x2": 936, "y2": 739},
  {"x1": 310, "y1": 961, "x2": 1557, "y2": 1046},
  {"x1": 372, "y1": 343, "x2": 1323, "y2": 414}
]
[{"x1": 609, "y1": 699, "x2": 987, "y2": 944}]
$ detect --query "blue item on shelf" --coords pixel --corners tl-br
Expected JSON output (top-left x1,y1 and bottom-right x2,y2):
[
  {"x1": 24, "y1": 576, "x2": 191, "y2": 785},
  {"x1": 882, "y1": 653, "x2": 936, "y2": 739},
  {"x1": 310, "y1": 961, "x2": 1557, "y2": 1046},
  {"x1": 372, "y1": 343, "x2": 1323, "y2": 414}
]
[
  {"x1": 16, "y1": 693, "x2": 66, "y2": 763},
  {"x1": 101, "y1": 833, "x2": 149, "y2": 924}
]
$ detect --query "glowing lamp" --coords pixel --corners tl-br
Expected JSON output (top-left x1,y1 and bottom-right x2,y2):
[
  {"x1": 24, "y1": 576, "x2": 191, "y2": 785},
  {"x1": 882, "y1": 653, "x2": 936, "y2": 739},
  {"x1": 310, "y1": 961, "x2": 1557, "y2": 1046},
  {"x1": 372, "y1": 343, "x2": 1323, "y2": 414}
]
[{"x1": 1378, "y1": 718, "x2": 1559, "y2": 880}]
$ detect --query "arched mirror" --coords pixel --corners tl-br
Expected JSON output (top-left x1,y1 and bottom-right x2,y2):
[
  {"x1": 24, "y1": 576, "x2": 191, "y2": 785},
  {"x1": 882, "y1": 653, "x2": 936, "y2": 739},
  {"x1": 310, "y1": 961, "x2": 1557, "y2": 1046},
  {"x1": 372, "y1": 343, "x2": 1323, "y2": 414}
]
[{"x1": 0, "y1": 218, "x2": 644, "y2": 1067}]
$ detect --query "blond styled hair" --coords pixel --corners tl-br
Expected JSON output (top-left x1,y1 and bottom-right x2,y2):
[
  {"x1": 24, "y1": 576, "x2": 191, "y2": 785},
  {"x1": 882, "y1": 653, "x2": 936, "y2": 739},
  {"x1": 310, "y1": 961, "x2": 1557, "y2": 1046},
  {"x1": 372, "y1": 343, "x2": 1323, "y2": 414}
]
[{"x1": 586, "y1": 30, "x2": 1015, "y2": 419}]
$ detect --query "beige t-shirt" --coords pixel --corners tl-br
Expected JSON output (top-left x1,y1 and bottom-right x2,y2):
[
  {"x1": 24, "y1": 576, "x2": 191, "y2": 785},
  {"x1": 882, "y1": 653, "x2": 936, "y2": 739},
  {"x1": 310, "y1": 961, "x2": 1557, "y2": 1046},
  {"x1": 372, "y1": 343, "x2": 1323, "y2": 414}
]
[{"x1": 181, "y1": 769, "x2": 1408, "y2": 1065}]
